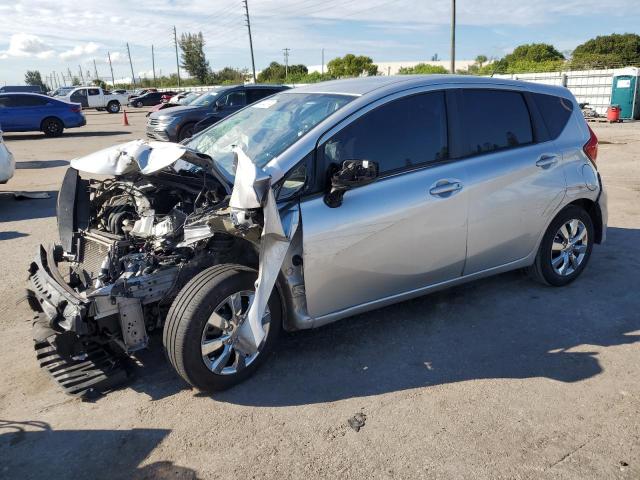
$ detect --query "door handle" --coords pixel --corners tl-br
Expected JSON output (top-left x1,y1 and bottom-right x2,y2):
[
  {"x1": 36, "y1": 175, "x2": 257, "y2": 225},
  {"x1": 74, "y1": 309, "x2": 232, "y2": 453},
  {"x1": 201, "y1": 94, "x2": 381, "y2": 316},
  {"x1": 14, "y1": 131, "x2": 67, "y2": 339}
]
[
  {"x1": 429, "y1": 181, "x2": 463, "y2": 196},
  {"x1": 536, "y1": 155, "x2": 559, "y2": 168}
]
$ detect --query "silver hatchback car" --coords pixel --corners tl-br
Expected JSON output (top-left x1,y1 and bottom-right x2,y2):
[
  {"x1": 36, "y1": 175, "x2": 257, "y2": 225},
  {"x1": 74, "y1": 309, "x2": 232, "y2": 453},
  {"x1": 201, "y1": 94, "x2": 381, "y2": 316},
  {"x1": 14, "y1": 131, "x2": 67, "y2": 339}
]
[{"x1": 28, "y1": 76, "x2": 606, "y2": 395}]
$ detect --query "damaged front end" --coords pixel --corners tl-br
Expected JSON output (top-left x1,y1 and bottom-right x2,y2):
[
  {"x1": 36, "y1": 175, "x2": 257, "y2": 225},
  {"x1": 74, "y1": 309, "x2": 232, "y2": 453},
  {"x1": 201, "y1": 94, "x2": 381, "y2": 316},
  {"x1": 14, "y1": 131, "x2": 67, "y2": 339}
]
[{"x1": 27, "y1": 140, "x2": 297, "y2": 396}]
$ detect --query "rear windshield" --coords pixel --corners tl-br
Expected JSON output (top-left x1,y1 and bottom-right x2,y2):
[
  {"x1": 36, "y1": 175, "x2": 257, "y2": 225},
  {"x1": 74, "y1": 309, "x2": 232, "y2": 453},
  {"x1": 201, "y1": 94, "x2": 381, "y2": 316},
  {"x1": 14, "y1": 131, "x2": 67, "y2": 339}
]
[{"x1": 533, "y1": 93, "x2": 574, "y2": 139}]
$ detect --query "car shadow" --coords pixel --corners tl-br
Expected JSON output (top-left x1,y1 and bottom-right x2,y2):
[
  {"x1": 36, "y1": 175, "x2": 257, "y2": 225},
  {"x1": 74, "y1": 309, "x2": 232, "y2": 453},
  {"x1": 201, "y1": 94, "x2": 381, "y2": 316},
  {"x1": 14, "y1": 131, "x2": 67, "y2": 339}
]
[
  {"x1": 193, "y1": 225, "x2": 639, "y2": 407},
  {"x1": 0, "y1": 420, "x2": 194, "y2": 480},
  {"x1": 0, "y1": 231, "x2": 29, "y2": 241},
  {"x1": 4, "y1": 131, "x2": 131, "y2": 141},
  {"x1": 0, "y1": 191, "x2": 58, "y2": 222},
  {"x1": 16, "y1": 160, "x2": 69, "y2": 169}
]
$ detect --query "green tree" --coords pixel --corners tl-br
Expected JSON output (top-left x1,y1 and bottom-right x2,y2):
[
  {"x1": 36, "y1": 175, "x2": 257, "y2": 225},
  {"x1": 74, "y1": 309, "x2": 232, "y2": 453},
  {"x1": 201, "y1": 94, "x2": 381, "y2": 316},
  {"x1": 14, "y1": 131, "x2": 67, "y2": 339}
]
[
  {"x1": 93, "y1": 79, "x2": 107, "y2": 89},
  {"x1": 327, "y1": 54, "x2": 378, "y2": 78},
  {"x1": 210, "y1": 67, "x2": 246, "y2": 84},
  {"x1": 398, "y1": 63, "x2": 448, "y2": 75},
  {"x1": 487, "y1": 43, "x2": 565, "y2": 74},
  {"x1": 257, "y1": 62, "x2": 308, "y2": 83},
  {"x1": 475, "y1": 55, "x2": 488, "y2": 68},
  {"x1": 179, "y1": 32, "x2": 210, "y2": 83},
  {"x1": 71, "y1": 76, "x2": 81, "y2": 86},
  {"x1": 24, "y1": 70, "x2": 47, "y2": 90},
  {"x1": 571, "y1": 33, "x2": 640, "y2": 68}
]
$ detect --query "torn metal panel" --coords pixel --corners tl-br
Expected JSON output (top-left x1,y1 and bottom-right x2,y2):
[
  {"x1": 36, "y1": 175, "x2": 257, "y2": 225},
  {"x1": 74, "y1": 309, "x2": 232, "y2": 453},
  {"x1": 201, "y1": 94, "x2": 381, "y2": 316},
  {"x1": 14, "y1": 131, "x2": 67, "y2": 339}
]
[
  {"x1": 70, "y1": 139, "x2": 213, "y2": 176},
  {"x1": 230, "y1": 147, "x2": 300, "y2": 355}
]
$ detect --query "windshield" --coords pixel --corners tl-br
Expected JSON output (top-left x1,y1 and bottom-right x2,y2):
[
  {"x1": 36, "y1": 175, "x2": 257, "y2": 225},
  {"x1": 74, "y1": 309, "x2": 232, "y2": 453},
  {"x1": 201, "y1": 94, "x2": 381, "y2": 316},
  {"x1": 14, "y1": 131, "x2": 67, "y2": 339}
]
[
  {"x1": 190, "y1": 90, "x2": 222, "y2": 107},
  {"x1": 180, "y1": 92, "x2": 200, "y2": 105},
  {"x1": 187, "y1": 92, "x2": 354, "y2": 178}
]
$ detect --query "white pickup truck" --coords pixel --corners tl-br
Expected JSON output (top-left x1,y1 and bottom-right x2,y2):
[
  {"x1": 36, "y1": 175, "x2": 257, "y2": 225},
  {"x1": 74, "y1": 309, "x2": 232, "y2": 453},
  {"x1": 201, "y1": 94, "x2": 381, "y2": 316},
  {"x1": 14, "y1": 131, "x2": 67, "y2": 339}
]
[{"x1": 61, "y1": 87, "x2": 129, "y2": 113}]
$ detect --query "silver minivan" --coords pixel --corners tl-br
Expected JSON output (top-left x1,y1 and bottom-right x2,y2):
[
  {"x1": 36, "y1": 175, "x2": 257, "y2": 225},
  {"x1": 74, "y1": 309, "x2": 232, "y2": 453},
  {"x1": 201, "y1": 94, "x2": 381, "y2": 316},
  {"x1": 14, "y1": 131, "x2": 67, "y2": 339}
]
[{"x1": 28, "y1": 76, "x2": 607, "y2": 395}]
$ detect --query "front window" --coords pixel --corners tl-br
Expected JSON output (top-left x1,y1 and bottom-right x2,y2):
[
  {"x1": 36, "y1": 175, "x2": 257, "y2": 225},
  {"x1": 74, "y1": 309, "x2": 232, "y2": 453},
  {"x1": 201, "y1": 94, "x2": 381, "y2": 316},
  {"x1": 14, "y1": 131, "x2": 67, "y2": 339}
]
[{"x1": 187, "y1": 92, "x2": 354, "y2": 178}]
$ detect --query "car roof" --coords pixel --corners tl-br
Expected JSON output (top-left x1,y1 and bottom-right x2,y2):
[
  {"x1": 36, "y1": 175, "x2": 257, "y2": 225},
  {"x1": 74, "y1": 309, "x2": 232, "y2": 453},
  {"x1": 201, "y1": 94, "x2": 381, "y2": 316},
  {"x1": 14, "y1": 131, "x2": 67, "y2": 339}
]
[
  {"x1": 287, "y1": 75, "x2": 571, "y2": 98},
  {"x1": 0, "y1": 92, "x2": 52, "y2": 98}
]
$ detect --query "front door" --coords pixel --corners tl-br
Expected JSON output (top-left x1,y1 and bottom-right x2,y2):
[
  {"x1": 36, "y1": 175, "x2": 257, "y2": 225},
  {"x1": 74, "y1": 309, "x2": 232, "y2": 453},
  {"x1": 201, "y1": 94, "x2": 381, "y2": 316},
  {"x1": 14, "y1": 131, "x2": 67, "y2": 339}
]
[
  {"x1": 300, "y1": 90, "x2": 469, "y2": 319},
  {"x1": 70, "y1": 88, "x2": 88, "y2": 108}
]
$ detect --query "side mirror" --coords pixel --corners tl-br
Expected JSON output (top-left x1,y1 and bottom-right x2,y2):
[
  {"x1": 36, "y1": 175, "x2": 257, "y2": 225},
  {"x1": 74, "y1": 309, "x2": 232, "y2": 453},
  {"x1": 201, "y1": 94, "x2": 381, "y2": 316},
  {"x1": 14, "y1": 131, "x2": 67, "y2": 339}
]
[{"x1": 324, "y1": 159, "x2": 378, "y2": 208}]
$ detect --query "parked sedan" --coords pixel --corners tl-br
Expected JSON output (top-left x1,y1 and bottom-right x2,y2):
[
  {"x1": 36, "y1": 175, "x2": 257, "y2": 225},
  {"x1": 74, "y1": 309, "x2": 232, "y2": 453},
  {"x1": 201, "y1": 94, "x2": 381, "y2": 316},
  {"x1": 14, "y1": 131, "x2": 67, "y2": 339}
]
[
  {"x1": 0, "y1": 93, "x2": 86, "y2": 137},
  {"x1": 129, "y1": 91, "x2": 165, "y2": 107},
  {"x1": 147, "y1": 84, "x2": 289, "y2": 142},
  {"x1": 0, "y1": 128, "x2": 15, "y2": 184}
]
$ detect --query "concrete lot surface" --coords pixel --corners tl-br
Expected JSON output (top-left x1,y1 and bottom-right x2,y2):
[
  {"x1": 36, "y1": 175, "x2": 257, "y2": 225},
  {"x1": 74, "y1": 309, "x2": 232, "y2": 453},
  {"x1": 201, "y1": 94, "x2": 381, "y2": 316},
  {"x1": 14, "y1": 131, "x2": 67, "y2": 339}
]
[{"x1": 0, "y1": 110, "x2": 638, "y2": 479}]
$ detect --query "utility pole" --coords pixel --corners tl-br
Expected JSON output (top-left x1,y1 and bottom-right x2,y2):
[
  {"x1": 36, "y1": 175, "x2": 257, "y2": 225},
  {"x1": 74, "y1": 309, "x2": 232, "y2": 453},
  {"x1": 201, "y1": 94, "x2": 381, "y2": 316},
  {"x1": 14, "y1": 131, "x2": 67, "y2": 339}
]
[
  {"x1": 173, "y1": 26, "x2": 181, "y2": 88},
  {"x1": 93, "y1": 59, "x2": 99, "y2": 83},
  {"x1": 67, "y1": 67, "x2": 73, "y2": 84},
  {"x1": 107, "y1": 52, "x2": 116, "y2": 87},
  {"x1": 56, "y1": 71, "x2": 64, "y2": 87},
  {"x1": 126, "y1": 43, "x2": 136, "y2": 88},
  {"x1": 78, "y1": 65, "x2": 85, "y2": 85},
  {"x1": 283, "y1": 48, "x2": 290, "y2": 81},
  {"x1": 450, "y1": 0, "x2": 456, "y2": 74},
  {"x1": 151, "y1": 44, "x2": 157, "y2": 87},
  {"x1": 242, "y1": 0, "x2": 257, "y2": 83},
  {"x1": 321, "y1": 48, "x2": 324, "y2": 75}
]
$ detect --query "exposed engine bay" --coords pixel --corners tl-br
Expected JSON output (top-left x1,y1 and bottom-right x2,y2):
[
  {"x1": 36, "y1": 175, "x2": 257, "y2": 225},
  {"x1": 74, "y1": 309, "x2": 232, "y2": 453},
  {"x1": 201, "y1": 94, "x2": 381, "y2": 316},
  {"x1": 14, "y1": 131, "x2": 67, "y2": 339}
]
[{"x1": 27, "y1": 140, "x2": 299, "y2": 397}]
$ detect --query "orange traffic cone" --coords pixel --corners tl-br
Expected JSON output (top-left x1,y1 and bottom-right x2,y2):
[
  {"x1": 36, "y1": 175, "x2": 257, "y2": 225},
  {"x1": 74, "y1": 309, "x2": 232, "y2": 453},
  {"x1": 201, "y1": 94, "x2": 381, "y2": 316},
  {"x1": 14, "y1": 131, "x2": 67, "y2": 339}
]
[{"x1": 122, "y1": 109, "x2": 130, "y2": 126}]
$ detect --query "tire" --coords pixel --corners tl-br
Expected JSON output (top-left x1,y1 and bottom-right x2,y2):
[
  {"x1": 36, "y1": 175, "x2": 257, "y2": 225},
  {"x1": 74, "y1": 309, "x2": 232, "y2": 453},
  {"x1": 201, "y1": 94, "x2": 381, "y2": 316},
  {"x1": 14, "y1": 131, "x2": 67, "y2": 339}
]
[
  {"x1": 163, "y1": 264, "x2": 282, "y2": 392},
  {"x1": 177, "y1": 122, "x2": 195, "y2": 142},
  {"x1": 529, "y1": 205, "x2": 594, "y2": 286},
  {"x1": 42, "y1": 117, "x2": 64, "y2": 137},
  {"x1": 106, "y1": 101, "x2": 120, "y2": 114},
  {"x1": 135, "y1": 100, "x2": 143, "y2": 108}
]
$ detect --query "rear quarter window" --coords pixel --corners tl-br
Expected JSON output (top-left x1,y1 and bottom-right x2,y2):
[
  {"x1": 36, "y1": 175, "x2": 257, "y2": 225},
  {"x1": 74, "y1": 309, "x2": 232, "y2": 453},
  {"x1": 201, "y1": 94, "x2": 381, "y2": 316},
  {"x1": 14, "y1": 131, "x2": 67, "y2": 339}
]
[
  {"x1": 532, "y1": 93, "x2": 574, "y2": 139},
  {"x1": 459, "y1": 89, "x2": 533, "y2": 156}
]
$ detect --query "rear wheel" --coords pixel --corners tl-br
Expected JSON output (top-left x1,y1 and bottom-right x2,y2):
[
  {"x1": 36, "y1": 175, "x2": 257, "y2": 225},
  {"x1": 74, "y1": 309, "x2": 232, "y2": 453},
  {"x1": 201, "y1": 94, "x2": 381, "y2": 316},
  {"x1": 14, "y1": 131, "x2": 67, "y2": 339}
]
[
  {"x1": 107, "y1": 101, "x2": 120, "y2": 113},
  {"x1": 134, "y1": 100, "x2": 143, "y2": 108},
  {"x1": 529, "y1": 205, "x2": 594, "y2": 286},
  {"x1": 163, "y1": 264, "x2": 282, "y2": 392},
  {"x1": 42, "y1": 118, "x2": 64, "y2": 137}
]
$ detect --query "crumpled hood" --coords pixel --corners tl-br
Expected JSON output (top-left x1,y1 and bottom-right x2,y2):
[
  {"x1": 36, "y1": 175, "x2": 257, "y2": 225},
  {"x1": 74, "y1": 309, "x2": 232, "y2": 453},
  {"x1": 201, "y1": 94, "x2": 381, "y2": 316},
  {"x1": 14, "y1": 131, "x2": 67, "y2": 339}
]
[{"x1": 70, "y1": 139, "x2": 213, "y2": 176}]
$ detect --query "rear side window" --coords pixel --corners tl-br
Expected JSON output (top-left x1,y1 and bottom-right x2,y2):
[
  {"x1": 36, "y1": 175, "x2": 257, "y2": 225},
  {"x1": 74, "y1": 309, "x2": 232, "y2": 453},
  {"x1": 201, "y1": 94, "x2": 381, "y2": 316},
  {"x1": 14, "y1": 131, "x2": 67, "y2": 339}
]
[
  {"x1": 323, "y1": 91, "x2": 448, "y2": 175},
  {"x1": 88, "y1": 88, "x2": 100, "y2": 96},
  {"x1": 12, "y1": 95, "x2": 48, "y2": 107},
  {"x1": 533, "y1": 93, "x2": 573, "y2": 139},
  {"x1": 246, "y1": 89, "x2": 277, "y2": 104},
  {"x1": 459, "y1": 89, "x2": 533, "y2": 156}
]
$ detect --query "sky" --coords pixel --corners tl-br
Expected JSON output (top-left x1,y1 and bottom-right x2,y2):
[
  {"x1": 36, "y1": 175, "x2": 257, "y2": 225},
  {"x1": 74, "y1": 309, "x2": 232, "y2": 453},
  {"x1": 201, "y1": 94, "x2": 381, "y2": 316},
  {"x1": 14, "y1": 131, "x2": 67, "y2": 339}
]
[{"x1": 0, "y1": 0, "x2": 639, "y2": 86}]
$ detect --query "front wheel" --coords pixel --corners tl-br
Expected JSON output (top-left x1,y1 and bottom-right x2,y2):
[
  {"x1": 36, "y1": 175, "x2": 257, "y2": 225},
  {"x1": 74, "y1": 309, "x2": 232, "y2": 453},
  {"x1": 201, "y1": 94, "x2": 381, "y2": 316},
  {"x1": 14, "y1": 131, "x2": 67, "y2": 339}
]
[
  {"x1": 529, "y1": 205, "x2": 594, "y2": 286},
  {"x1": 163, "y1": 264, "x2": 282, "y2": 392},
  {"x1": 134, "y1": 100, "x2": 143, "y2": 108}
]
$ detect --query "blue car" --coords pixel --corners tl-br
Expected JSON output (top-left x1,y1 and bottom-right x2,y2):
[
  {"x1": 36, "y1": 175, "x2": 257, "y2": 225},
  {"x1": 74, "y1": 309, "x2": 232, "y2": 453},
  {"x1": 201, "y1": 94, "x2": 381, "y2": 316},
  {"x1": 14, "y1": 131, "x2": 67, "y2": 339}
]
[{"x1": 0, "y1": 93, "x2": 86, "y2": 137}]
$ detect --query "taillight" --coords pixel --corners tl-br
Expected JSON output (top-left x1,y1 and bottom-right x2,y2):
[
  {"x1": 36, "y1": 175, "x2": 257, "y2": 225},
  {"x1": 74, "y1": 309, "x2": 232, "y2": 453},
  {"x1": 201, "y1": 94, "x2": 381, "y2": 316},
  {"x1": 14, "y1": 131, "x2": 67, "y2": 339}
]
[
  {"x1": 70, "y1": 105, "x2": 81, "y2": 113},
  {"x1": 583, "y1": 125, "x2": 598, "y2": 167}
]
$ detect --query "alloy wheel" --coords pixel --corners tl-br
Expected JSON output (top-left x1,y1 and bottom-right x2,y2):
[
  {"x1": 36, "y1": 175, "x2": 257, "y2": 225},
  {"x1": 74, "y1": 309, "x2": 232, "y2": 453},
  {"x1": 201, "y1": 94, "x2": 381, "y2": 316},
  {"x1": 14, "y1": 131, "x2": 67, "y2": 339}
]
[
  {"x1": 200, "y1": 290, "x2": 270, "y2": 375},
  {"x1": 550, "y1": 219, "x2": 589, "y2": 276}
]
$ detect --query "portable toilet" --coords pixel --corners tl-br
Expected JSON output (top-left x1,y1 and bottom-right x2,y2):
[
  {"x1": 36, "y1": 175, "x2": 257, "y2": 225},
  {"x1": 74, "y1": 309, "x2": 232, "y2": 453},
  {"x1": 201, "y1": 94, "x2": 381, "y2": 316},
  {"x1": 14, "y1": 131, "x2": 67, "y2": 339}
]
[{"x1": 611, "y1": 67, "x2": 640, "y2": 120}]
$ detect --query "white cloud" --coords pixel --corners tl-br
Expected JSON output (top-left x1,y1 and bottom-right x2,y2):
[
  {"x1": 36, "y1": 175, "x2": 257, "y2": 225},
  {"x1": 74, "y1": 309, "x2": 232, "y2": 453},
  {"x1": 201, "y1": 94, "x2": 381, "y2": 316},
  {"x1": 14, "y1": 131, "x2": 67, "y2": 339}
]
[
  {"x1": 0, "y1": 33, "x2": 53, "y2": 58},
  {"x1": 59, "y1": 42, "x2": 100, "y2": 60}
]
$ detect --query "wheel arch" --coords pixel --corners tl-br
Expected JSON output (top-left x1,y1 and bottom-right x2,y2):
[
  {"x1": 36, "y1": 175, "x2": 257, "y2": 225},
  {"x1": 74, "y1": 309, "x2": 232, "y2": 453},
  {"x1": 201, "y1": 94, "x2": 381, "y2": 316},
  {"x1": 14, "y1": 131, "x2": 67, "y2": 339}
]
[
  {"x1": 567, "y1": 198, "x2": 603, "y2": 244},
  {"x1": 40, "y1": 116, "x2": 64, "y2": 131}
]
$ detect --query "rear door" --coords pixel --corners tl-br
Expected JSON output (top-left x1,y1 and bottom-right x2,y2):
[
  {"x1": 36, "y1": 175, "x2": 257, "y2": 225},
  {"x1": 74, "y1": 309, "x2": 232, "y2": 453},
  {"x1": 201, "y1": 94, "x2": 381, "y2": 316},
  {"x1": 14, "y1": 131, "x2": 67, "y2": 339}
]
[
  {"x1": 87, "y1": 88, "x2": 102, "y2": 108},
  {"x1": 300, "y1": 90, "x2": 469, "y2": 319},
  {"x1": 459, "y1": 88, "x2": 566, "y2": 274}
]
